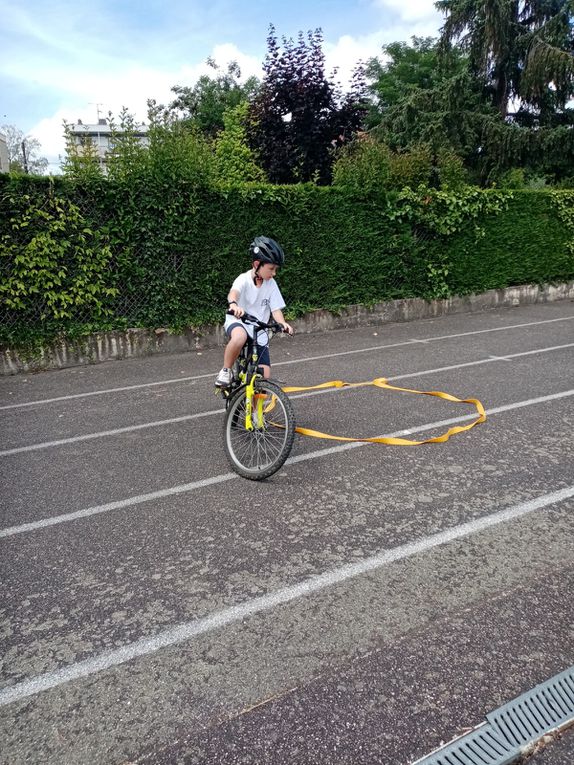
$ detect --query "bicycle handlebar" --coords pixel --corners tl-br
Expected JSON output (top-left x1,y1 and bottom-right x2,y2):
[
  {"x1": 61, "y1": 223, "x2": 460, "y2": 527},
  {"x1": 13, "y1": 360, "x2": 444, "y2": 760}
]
[{"x1": 226, "y1": 310, "x2": 287, "y2": 333}]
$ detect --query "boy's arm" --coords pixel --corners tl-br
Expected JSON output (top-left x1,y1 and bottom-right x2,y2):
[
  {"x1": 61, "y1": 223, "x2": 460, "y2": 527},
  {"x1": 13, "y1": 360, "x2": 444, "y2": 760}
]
[
  {"x1": 227, "y1": 288, "x2": 244, "y2": 317},
  {"x1": 271, "y1": 308, "x2": 293, "y2": 335}
]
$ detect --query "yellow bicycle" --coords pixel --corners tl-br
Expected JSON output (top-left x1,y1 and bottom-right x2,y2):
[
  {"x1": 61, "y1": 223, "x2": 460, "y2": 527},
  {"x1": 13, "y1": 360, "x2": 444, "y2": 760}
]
[{"x1": 219, "y1": 313, "x2": 296, "y2": 480}]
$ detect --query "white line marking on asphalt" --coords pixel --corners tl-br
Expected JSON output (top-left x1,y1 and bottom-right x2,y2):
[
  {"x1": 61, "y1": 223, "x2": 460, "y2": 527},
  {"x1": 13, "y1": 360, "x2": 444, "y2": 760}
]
[
  {"x1": 1, "y1": 317, "x2": 572, "y2": 410},
  {"x1": 0, "y1": 473, "x2": 236, "y2": 540},
  {"x1": 1, "y1": 484, "x2": 572, "y2": 707},
  {"x1": 2, "y1": 342, "x2": 573, "y2": 457},
  {"x1": 1, "y1": 388, "x2": 573, "y2": 540},
  {"x1": 0, "y1": 410, "x2": 221, "y2": 456},
  {"x1": 386, "y1": 343, "x2": 573, "y2": 381},
  {"x1": 0, "y1": 374, "x2": 216, "y2": 411}
]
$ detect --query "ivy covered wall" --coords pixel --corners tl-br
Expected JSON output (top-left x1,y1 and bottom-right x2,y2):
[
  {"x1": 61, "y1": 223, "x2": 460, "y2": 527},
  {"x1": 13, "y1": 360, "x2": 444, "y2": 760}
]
[{"x1": 1, "y1": 174, "x2": 573, "y2": 350}]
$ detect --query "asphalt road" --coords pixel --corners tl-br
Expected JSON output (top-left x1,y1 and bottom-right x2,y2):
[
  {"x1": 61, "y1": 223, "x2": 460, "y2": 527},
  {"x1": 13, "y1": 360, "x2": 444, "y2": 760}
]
[{"x1": 1, "y1": 300, "x2": 573, "y2": 765}]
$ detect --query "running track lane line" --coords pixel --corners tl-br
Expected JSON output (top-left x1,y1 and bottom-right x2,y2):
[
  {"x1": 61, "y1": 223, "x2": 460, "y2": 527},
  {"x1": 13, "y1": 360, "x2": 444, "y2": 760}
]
[
  {"x1": 0, "y1": 484, "x2": 572, "y2": 707},
  {"x1": 1, "y1": 388, "x2": 572, "y2": 540},
  {"x1": 1, "y1": 316, "x2": 573, "y2": 411},
  {"x1": 2, "y1": 342, "x2": 573, "y2": 457}
]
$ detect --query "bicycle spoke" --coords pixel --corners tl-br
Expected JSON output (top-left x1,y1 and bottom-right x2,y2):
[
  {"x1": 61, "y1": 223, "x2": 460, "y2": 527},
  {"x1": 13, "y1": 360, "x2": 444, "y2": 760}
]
[{"x1": 223, "y1": 381, "x2": 295, "y2": 479}]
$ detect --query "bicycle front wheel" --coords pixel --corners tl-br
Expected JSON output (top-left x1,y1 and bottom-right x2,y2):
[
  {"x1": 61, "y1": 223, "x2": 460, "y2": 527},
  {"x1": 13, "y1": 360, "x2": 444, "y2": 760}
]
[{"x1": 223, "y1": 380, "x2": 296, "y2": 480}]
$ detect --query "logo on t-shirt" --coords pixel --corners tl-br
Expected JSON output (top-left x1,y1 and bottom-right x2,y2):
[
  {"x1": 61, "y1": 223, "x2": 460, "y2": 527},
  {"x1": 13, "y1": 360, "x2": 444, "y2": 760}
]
[{"x1": 261, "y1": 298, "x2": 271, "y2": 307}]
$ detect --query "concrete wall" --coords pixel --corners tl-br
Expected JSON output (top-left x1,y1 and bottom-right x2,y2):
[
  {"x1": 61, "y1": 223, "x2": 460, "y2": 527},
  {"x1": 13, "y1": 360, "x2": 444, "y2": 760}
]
[{"x1": 2, "y1": 281, "x2": 573, "y2": 375}]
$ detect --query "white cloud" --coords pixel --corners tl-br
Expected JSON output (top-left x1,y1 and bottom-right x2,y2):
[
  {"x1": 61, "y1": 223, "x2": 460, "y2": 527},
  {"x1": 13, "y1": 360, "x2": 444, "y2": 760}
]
[
  {"x1": 371, "y1": 0, "x2": 443, "y2": 24},
  {"x1": 324, "y1": 10, "x2": 442, "y2": 90},
  {"x1": 325, "y1": 34, "x2": 384, "y2": 86},
  {"x1": 208, "y1": 43, "x2": 264, "y2": 81}
]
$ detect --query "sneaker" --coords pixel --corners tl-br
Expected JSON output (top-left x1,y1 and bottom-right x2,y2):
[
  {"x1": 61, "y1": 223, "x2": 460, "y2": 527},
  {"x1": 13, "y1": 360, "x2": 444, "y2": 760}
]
[{"x1": 215, "y1": 367, "x2": 232, "y2": 388}]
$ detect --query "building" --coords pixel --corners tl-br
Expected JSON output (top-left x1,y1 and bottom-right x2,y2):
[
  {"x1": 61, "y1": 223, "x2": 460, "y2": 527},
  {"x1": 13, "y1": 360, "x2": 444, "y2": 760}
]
[
  {"x1": 68, "y1": 118, "x2": 149, "y2": 171},
  {"x1": 0, "y1": 132, "x2": 10, "y2": 173}
]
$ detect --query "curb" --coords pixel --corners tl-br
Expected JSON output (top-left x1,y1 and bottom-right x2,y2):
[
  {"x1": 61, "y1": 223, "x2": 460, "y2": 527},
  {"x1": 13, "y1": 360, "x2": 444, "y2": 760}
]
[{"x1": 2, "y1": 281, "x2": 573, "y2": 375}]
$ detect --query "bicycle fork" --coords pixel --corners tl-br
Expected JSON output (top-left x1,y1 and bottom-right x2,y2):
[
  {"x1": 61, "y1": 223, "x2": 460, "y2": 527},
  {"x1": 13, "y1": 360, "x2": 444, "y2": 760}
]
[{"x1": 244, "y1": 376, "x2": 266, "y2": 431}]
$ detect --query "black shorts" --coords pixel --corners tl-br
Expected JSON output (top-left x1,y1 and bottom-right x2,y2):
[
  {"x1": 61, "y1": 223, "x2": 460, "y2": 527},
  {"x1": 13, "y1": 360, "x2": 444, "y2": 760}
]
[{"x1": 226, "y1": 323, "x2": 271, "y2": 367}]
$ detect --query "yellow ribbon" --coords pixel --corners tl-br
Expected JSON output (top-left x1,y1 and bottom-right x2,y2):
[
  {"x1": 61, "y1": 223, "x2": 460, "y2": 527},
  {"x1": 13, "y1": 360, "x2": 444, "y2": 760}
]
[{"x1": 281, "y1": 377, "x2": 486, "y2": 445}]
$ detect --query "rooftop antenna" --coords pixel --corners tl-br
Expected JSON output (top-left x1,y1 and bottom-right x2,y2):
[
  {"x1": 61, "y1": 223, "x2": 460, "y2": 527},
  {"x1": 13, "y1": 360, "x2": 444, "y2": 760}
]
[{"x1": 89, "y1": 102, "x2": 104, "y2": 121}]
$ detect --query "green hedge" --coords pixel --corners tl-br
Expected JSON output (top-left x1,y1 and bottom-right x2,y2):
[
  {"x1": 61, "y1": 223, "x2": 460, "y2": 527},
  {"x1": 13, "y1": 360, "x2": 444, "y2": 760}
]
[
  {"x1": 1, "y1": 174, "x2": 573, "y2": 350},
  {"x1": 445, "y1": 191, "x2": 574, "y2": 293}
]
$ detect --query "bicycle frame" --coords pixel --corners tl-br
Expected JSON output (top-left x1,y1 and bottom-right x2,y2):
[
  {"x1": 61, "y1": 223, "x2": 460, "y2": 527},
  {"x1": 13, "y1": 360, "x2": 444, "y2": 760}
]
[{"x1": 220, "y1": 313, "x2": 283, "y2": 428}]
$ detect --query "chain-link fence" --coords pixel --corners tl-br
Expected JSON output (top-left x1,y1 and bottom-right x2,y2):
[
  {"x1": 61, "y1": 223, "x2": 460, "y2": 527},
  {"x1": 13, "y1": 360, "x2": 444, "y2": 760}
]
[{"x1": 0, "y1": 181, "x2": 216, "y2": 343}]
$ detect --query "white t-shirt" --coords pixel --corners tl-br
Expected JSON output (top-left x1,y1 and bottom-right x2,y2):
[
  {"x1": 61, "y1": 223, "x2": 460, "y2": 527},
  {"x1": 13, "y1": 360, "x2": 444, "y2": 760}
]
[{"x1": 224, "y1": 269, "x2": 285, "y2": 339}]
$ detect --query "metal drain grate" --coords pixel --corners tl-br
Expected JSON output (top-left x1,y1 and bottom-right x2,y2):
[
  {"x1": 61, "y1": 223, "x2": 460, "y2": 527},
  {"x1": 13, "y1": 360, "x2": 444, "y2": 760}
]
[
  {"x1": 413, "y1": 723, "x2": 516, "y2": 765},
  {"x1": 412, "y1": 666, "x2": 574, "y2": 765},
  {"x1": 488, "y1": 666, "x2": 574, "y2": 748}
]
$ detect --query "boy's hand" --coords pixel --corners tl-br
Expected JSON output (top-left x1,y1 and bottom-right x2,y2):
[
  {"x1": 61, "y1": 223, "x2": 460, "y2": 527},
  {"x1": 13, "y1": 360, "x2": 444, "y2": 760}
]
[
  {"x1": 229, "y1": 304, "x2": 244, "y2": 318},
  {"x1": 281, "y1": 322, "x2": 294, "y2": 335}
]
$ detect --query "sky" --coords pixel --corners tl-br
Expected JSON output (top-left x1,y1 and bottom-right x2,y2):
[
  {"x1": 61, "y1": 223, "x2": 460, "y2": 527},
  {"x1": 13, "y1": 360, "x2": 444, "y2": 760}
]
[{"x1": 1, "y1": 0, "x2": 445, "y2": 174}]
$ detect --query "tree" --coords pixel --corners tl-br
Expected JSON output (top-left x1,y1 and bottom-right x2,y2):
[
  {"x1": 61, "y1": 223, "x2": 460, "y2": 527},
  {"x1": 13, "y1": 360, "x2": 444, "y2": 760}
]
[
  {"x1": 214, "y1": 102, "x2": 266, "y2": 183},
  {"x1": 247, "y1": 26, "x2": 367, "y2": 184},
  {"x1": 168, "y1": 59, "x2": 260, "y2": 137},
  {"x1": 435, "y1": 0, "x2": 574, "y2": 182},
  {"x1": 437, "y1": 0, "x2": 574, "y2": 123},
  {"x1": 333, "y1": 136, "x2": 468, "y2": 191},
  {"x1": 364, "y1": 38, "x2": 490, "y2": 174},
  {"x1": 61, "y1": 120, "x2": 103, "y2": 181},
  {"x1": 1, "y1": 124, "x2": 49, "y2": 175},
  {"x1": 365, "y1": 37, "x2": 465, "y2": 128},
  {"x1": 364, "y1": 26, "x2": 574, "y2": 185}
]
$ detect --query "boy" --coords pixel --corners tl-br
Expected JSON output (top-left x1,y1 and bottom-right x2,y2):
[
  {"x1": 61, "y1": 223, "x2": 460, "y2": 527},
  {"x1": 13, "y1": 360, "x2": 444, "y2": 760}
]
[{"x1": 215, "y1": 236, "x2": 293, "y2": 388}]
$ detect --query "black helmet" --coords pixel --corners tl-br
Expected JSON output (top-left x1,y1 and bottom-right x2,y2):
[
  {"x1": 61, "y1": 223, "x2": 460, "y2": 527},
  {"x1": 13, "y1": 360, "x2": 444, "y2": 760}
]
[{"x1": 250, "y1": 236, "x2": 285, "y2": 267}]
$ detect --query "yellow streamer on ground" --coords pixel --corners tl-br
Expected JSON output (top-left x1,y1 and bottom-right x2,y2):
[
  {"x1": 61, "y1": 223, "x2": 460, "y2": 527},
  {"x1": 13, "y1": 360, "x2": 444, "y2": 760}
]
[{"x1": 281, "y1": 377, "x2": 486, "y2": 446}]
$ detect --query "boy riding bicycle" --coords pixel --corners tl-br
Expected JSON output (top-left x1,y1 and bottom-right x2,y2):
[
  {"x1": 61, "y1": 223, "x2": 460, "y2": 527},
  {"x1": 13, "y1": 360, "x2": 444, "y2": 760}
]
[{"x1": 215, "y1": 236, "x2": 294, "y2": 388}]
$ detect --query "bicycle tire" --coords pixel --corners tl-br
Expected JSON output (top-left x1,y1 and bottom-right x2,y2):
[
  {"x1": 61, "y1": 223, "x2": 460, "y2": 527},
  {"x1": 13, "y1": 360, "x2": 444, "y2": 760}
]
[{"x1": 223, "y1": 379, "x2": 296, "y2": 480}]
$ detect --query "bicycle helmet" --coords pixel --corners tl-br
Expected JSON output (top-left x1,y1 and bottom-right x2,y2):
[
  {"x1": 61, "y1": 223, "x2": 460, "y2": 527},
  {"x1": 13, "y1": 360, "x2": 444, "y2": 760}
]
[{"x1": 249, "y1": 236, "x2": 285, "y2": 267}]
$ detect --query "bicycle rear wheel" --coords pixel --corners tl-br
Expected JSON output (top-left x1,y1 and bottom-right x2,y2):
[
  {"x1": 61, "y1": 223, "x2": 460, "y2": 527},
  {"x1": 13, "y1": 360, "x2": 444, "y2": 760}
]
[{"x1": 223, "y1": 380, "x2": 296, "y2": 480}]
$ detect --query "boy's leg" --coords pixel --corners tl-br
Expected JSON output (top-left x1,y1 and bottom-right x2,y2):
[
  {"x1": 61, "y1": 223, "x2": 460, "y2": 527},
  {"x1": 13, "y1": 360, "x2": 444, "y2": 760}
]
[
  {"x1": 223, "y1": 326, "x2": 248, "y2": 369},
  {"x1": 215, "y1": 325, "x2": 248, "y2": 387},
  {"x1": 257, "y1": 344, "x2": 271, "y2": 379}
]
